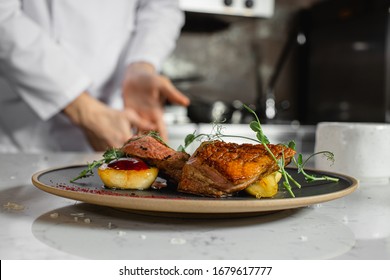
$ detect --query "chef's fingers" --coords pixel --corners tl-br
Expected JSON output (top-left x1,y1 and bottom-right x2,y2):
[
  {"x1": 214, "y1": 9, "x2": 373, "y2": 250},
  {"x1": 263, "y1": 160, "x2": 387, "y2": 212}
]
[
  {"x1": 159, "y1": 76, "x2": 190, "y2": 106},
  {"x1": 123, "y1": 108, "x2": 156, "y2": 132}
]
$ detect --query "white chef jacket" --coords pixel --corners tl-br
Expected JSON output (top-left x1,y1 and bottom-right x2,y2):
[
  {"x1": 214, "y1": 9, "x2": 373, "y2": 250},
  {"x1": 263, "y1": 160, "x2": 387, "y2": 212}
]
[{"x1": 0, "y1": 0, "x2": 184, "y2": 152}]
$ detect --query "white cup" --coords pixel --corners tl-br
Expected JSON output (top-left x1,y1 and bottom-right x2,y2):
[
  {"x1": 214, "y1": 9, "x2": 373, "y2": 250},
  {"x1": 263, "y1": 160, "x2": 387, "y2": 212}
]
[{"x1": 314, "y1": 122, "x2": 390, "y2": 182}]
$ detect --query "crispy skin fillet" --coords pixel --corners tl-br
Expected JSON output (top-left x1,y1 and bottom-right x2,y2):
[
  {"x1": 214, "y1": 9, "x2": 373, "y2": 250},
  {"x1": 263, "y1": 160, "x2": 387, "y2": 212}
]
[
  {"x1": 178, "y1": 140, "x2": 296, "y2": 197},
  {"x1": 121, "y1": 135, "x2": 190, "y2": 183}
]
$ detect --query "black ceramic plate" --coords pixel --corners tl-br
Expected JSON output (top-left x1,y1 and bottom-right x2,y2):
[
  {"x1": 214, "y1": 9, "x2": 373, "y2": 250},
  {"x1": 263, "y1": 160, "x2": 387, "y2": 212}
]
[{"x1": 32, "y1": 165, "x2": 358, "y2": 215}]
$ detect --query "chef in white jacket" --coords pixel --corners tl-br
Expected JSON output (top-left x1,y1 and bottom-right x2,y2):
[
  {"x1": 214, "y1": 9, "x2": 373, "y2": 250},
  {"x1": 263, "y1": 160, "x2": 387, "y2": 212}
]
[{"x1": 0, "y1": 0, "x2": 189, "y2": 152}]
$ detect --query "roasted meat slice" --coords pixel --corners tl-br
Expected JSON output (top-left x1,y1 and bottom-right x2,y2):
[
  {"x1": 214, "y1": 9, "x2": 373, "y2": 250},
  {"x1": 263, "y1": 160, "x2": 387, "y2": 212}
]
[
  {"x1": 121, "y1": 135, "x2": 190, "y2": 183},
  {"x1": 178, "y1": 140, "x2": 296, "y2": 197}
]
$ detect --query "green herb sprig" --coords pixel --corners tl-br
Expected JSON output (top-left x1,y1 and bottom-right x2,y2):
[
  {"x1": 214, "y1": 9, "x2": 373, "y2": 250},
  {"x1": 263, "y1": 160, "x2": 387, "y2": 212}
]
[
  {"x1": 178, "y1": 121, "x2": 264, "y2": 152},
  {"x1": 178, "y1": 122, "x2": 226, "y2": 152},
  {"x1": 293, "y1": 150, "x2": 339, "y2": 183},
  {"x1": 70, "y1": 148, "x2": 125, "y2": 183},
  {"x1": 245, "y1": 105, "x2": 297, "y2": 197}
]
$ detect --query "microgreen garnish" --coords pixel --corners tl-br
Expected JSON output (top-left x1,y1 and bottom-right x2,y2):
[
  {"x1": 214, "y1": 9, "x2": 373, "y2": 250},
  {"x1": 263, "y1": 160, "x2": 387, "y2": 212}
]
[
  {"x1": 70, "y1": 147, "x2": 125, "y2": 182},
  {"x1": 177, "y1": 121, "x2": 261, "y2": 152},
  {"x1": 293, "y1": 151, "x2": 339, "y2": 183},
  {"x1": 178, "y1": 122, "x2": 227, "y2": 152}
]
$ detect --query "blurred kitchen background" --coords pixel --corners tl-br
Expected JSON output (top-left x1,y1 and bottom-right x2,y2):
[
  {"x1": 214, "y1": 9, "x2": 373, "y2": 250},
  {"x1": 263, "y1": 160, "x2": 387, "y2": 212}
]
[{"x1": 164, "y1": 0, "x2": 389, "y2": 153}]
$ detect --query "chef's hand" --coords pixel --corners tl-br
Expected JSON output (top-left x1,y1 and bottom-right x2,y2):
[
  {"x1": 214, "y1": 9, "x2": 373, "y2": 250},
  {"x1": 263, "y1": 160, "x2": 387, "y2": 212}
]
[
  {"x1": 122, "y1": 62, "x2": 190, "y2": 140},
  {"x1": 63, "y1": 92, "x2": 155, "y2": 151}
]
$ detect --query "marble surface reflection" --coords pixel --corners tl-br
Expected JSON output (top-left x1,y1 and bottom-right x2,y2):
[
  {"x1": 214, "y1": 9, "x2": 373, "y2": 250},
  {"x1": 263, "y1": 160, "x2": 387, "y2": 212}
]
[{"x1": 31, "y1": 203, "x2": 354, "y2": 260}]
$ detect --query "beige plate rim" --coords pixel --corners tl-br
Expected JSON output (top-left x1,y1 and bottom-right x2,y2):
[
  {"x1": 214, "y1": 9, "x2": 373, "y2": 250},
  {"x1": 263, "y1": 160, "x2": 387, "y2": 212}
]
[{"x1": 31, "y1": 165, "x2": 359, "y2": 214}]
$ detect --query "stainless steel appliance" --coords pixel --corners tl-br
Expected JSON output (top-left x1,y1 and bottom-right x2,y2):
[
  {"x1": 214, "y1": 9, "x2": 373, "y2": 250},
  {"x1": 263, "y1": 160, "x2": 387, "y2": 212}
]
[
  {"x1": 298, "y1": 0, "x2": 390, "y2": 123},
  {"x1": 168, "y1": 0, "x2": 275, "y2": 124}
]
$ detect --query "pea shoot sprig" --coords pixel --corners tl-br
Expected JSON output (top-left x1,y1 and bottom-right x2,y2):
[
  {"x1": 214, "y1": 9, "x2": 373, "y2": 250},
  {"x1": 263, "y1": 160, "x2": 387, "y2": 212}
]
[
  {"x1": 247, "y1": 105, "x2": 302, "y2": 197},
  {"x1": 180, "y1": 104, "x2": 339, "y2": 197}
]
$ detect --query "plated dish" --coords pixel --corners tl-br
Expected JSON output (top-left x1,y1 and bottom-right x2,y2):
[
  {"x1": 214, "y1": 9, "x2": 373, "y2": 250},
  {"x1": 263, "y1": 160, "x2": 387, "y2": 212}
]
[{"x1": 32, "y1": 165, "x2": 358, "y2": 215}]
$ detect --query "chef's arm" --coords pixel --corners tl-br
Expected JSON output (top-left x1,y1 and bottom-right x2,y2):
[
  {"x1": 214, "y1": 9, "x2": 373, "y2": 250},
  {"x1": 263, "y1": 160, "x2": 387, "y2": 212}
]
[{"x1": 0, "y1": 0, "x2": 91, "y2": 121}]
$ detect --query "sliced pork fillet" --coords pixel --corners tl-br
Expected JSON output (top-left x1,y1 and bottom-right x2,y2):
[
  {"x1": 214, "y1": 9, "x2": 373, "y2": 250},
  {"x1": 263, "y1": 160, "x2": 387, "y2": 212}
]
[{"x1": 121, "y1": 135, "x2": 190, "y2": 183}]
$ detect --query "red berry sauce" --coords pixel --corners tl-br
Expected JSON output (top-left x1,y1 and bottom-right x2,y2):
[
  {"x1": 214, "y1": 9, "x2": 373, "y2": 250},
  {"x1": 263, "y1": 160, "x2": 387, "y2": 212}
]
[{"x1": 107, "y1": 158, "x2": 149, "y2": 171}]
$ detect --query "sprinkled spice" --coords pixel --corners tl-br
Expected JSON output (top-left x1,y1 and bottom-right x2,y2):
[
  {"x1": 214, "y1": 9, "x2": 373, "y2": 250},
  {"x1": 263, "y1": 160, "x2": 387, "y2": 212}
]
[{"x1": 55, "y1": 183, "x2": 189, "y2": 200}]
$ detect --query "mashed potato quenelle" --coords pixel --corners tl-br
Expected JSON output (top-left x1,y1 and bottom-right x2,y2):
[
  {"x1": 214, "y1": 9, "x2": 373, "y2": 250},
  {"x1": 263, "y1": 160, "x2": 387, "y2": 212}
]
[{"x1": 97, "y1": 157, "x2": 158, "y2": 190}]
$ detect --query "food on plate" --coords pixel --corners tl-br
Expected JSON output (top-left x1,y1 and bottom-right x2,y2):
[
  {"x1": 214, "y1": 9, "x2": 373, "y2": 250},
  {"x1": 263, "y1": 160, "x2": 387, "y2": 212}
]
[
  {"x1": 178, "y1": 140, "x2": 296, "y2": 197},
  {"x1": 97, "y1": 157, "x2": 158, "y2": 190},
  {"x1": 113, "y1": 136, "x2": 295, "y2": 198},
  {"x1": 121, "y1": 135, "x2": 190, "y2": 184},
  {"x1": 71, "y1": 106, "x2": 339, "y2": 199},
  {"x1": 70, "y1": 133, "x2": 189, "y2": 188},
  {"x1": 245, "y1": 171, "x2": 282, "y2": 198}
]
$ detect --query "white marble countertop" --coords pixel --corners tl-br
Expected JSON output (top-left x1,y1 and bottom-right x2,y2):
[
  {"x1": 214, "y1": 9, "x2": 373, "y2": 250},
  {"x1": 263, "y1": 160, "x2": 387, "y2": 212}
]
[{"x1": 1, "y1": 152, "x2": 390, "y2": 260}]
